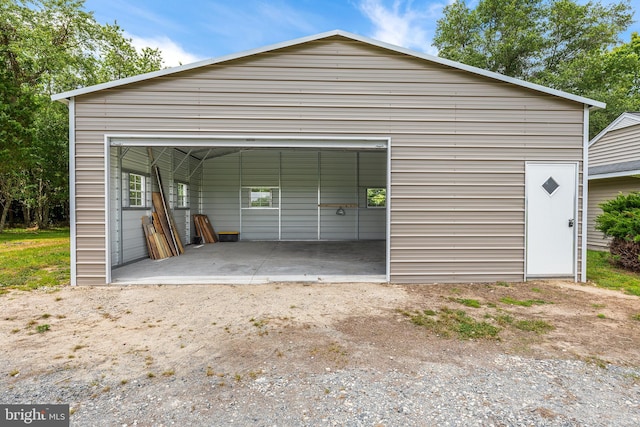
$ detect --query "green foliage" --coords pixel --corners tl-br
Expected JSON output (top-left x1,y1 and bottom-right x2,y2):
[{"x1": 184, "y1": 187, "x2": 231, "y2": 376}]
[
  {"x1": 595, "y1": 192, "x2": 640, "y2": 272},
  {"x1": 366, "y1": 188, "x2": 386, "y2": 207},
  {"x1": 434, "y1": 0, "x2": 631, "y2": 81},
  {"x1": 435, "y1": 0, "x2": 546, "y2": 77},
  {"x1": 36, "y1": 324, "x2": 50, "y2": 333},
  {"x1": 0, "y1": 0, "x2": 163, "y2": 230},
  {"x1": 434, "y1": 0, "x2": 634, "y2": 137},
  {"x1": 587, "y1": 250, "x2": 640, "y2": 296},
  {"x1": 595, "y1": 192, "x2": 640, "y2": 242},
  {"x1": 569, "y1": 32, "x2": 640, "y2": 135}
]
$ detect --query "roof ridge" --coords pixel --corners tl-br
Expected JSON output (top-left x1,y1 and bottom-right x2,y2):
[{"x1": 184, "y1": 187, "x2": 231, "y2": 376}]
[{"x1": 52, "y1": 29, "x2": 604, "y2": 109}]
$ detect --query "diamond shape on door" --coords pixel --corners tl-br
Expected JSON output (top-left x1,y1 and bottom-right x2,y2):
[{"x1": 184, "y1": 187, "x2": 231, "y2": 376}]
[{"x1": 542, "y1": 176, "x2": 559, "y2": 195}]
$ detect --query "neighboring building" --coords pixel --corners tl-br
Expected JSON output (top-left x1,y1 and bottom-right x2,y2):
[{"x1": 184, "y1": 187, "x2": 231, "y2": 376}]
[
  {"x1": 588, "y1": 113, "x2": 640, "y2": 250},
  {"x1": 52, "y1": 30, "x2": 604, "y2": 285}
]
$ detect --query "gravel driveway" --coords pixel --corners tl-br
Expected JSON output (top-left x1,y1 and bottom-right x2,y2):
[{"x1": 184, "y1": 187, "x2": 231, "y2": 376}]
[{"x1": 2, "y1": 281, "x2": 640, "y2": 426}]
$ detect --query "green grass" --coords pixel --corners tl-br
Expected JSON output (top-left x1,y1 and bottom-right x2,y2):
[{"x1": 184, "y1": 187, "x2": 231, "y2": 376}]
[
  {"x1": 450, "y1": 297, "x2": 482, "y2": 308},
  {"x1": 587, "y1": 250, "x2": 640, "y2": 296},
  {"x1": 0, "y1": 228, "x2": 70, "y2": 292},
  {"x1": 402, "y1": 307, "x2": 500, "y2": 340},
  {"x1": 499, "y1": 297, "x2": 549, "y2": 307},
  {"x1": 513, "y1": 319, "x2": 554, "y2": 334},
  {"x1": 36, "y1": 324, "x2": 51, "y2": 333}
]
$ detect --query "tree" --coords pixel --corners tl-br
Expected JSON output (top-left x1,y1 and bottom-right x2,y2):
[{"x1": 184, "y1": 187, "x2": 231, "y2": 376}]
[
  {"x1": 0, "y1": 0, "x2": 163, "y2": 230},
  {"x1": 434, "y1": 0, "x2": 546, "y2": 78},
  {"x1": 433, "y1": 0, "x2": 634, "y2": 137},
  {"x1": 434, "y1": 0, "x2": 632, "y2": 81},
  {"x1": 586, "y1": 33, "x2": 640, "y2": 135}
]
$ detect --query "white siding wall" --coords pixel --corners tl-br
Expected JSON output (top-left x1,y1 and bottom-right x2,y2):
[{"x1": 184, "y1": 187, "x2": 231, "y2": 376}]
[
  {"x1": 189, "y1": 156, "x2": 202, "y2": 242},
  {"x1": 319, "y1": 152, "x2": 357, "y2": 240},
  {"x1": 202, "y1": 153, "x2": 241, "y2": 235},
  {"x1": 119, "y1": 147, "x2": 151, "y2": 264},
  {"x1": 171, "y1": 149, "x2": 191, "y2": 245},
  {"x1": 358, "y1": 152, "x2": 386, "y2": 239},
  {"x1": 241, "y1": 150, "x2": 280, "y2": 240},
  {"x1": 200, "y1": 149, "x2": 385, "y2": 241},
  {"x1": 281, "y1": 151, "x2": 319, "y2": 240},
  {"x1": 109, "y1": 148, "x2": 120, "y2": 266},
  {"x1": 110, "y1": 147, "x2": 200, "y2": 266}
]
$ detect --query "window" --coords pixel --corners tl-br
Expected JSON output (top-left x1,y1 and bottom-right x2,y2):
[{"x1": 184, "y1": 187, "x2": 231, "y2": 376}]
[
  {"x1": 176, "y1": 182, "x2": 189, "y2": 208},
  {"x1": 250, "y1": 188, "x2": 272, "y2": 207},
  {"x1": 128, "y1": 173, "x2": 145, "y2": 207},
  {"x1": 366, "y1": 187, "x2": 386, "y2": 208}
]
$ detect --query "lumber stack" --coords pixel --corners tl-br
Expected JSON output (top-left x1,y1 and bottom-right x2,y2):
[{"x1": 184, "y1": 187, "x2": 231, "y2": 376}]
[
  {"x1": 141, "y1": 215, "x2": 172, "y2": 260},
  {"x1": 141, "y1": 147, "x2": 185, "y2": 259},
  {"x1": 151, "y1": 192, "x2": 184, "y2": 255},
  {"x1": 193, "y1": 214, "x2": 217, "y2": 243}
]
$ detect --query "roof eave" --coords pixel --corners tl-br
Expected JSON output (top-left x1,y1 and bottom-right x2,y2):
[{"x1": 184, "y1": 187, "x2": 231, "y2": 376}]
[{"x1": 588, "y1": 170, "x2": 640, "y2": 180}]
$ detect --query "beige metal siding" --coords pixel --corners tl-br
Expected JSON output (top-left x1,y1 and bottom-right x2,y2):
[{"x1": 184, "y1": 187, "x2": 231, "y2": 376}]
[
  {"x1": 72, "y1": 36, "x2": 586, "y2": 284},
  {"x1": 590, "y1": 124, "x2": 640, "y2": 168},
  {"x1": 587, "y1": 177, "x2": 640, "y2": 250}
]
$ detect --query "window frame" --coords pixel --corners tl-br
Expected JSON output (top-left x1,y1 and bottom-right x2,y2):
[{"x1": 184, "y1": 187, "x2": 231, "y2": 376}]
[
  {"x1": 366, "y1": 187, "x2": 386, "y2": 208},
  {"x1": 126, "y1": 172, "x2": 147, "y2": 209},
  {"x1": 249, "y1": 187, "x2": 273, "y2": 208},
  {"x1": 175, "y1": 181, "x2": 189, "y2": 209}
]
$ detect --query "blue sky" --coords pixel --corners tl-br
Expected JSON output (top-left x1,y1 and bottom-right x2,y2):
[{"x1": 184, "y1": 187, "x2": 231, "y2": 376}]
[{"x1": 84, "y1": 0, "x2": 640, "y2": 67}]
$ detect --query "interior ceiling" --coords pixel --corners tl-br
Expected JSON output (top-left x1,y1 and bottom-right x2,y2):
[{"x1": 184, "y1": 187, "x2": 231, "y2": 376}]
[{"x1": 174, "y1": 146, "x2": 384, "y2": 162}]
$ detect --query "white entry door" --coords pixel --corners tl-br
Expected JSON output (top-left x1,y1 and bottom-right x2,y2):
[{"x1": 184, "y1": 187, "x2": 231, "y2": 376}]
[{"x1": 526, "y1": 163, "x2": 577, "y2": 277}]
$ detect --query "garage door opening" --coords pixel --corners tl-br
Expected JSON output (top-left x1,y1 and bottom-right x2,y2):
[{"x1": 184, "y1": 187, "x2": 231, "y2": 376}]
[{"x1": 106, "y1": 136, "x2": 389, "y2": 284}]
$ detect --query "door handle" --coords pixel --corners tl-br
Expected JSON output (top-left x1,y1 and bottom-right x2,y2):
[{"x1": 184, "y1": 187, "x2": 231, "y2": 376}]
[{"x1": 568, "y1": 219, "x2": 574, "y2": 228}]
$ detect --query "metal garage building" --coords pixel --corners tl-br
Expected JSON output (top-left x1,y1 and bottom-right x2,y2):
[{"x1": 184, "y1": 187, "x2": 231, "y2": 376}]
[{"x1": 52, "y1": 30, "x2": 604, "y2": 286}]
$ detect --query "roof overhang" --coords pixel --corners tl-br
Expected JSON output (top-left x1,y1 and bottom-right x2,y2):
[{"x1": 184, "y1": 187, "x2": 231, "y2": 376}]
[{"x1": 52, "y1": 29, "x2": 605, "y2": 109}]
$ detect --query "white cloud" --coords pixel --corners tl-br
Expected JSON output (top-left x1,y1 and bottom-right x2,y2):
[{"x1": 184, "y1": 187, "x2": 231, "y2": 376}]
[
  {"x1": 358, "y1": 0, "x2": 449, "y2": 55},
  {"x1": 127, "y1": 33, "x2": 205, "y2": 68}
]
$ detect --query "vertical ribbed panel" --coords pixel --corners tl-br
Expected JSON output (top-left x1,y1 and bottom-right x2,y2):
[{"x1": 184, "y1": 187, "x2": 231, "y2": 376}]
[
  {"x1": 202, "y1": 153, "x2": 241, "y2": 234},
  {"x1": 358, "y1": 151, "x2": 386, "y2": 239},
  {"x1": 320, "y1": 152, "x2": 357, "y2": 240},
  {"x1": 281, "y1": 151, "x2": 319, "y2": 240}
]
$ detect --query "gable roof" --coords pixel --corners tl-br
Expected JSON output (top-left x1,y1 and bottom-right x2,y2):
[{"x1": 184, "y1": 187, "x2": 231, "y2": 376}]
[
  {"x1": 52, "y1": 29, "x2": 605, "y2": 108},
  {"x1": 588, "y1": 112, "x2": 640, "y2": 179},
  {"x1": 589, "y1": 112, "x2": 640, "y2": 147}
]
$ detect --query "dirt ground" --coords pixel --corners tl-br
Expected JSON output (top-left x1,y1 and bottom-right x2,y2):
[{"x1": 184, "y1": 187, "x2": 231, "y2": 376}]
[{"x1": 2, "y1": 279, "x2": 640, "y2": 389}]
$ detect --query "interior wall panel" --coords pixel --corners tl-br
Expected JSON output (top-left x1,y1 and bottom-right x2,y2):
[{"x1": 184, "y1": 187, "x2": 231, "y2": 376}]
[
  {"x1": 320, "y1": 152, "x2": 358, "y2": 240},
  {"x1": 281, "y1": 151, "x2": 319, "y2": 240}
]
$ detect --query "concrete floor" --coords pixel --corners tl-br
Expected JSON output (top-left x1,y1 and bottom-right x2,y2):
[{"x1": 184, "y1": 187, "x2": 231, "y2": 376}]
[{"x1": 111, "y1": 241, "x2": 387, "y2": 285}]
